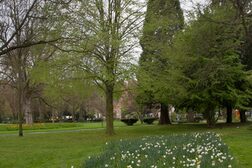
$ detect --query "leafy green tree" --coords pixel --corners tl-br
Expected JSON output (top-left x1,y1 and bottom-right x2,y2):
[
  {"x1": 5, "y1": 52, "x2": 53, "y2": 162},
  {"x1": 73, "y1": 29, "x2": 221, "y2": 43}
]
[
  {"x1": 138, "y1": 0, "x2": 184, "y2": 124},
  {"x1": 33, "y1": 0, "x2": 145, "y2": 135},
  {"x1": 173, "y1": 2, "x2": 252, "y2": 126},
  {"x1": 31, "y1": 55, "x2": 94, "y2": 122},
  {"x1": 235, "y1": 0, "x2": 252, "y2": 122},
  {"x1": 210, "y1": 0, "x2": 252, "y2": 123}
]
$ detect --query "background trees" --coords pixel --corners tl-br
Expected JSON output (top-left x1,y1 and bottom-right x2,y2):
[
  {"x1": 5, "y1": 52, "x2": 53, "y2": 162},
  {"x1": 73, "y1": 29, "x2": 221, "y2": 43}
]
[
  {"x1": 172, "y1": 0, "x2": 252, "y2": 126},
  {"x1": 0, "y1": 0, "x2": 67, "y2": 136},
  {"x1": 0, "y1": 0, "x2": 251, "y2": 137}
]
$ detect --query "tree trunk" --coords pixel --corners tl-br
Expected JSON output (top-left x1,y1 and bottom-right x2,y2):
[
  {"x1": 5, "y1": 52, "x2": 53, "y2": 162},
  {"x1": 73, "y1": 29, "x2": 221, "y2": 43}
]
[
  {"x1": 17, "y1": 26, "x2": 24, "y2": 136},
  {"x1": 226, "y1": 104, "x2": 232, "y2": 124},
  {"x1": 206, "y1": 109, "x2": 216, "y2": 127},
  {"x1": 24, "y1": 96, "x2": 33, "y2": 125},
  {"x1": 17, "y1": 81, "x2": 23, "y2": 137},
  {"x1": 17, "y1": 61, "x2": 24, "y2": 136},
  {"x1": 38, "y1": 100, "x2": 44, "y2": 122},
  {"x1": 105, "y1": 86, "x2": 114, "y2": 135},
  {"x1": 159, "y1": 103, "x2": 171, "y2": 125},
  {"x1": 203, "y1": 104, "x2": 216, "y2": 127},
  {"x1": 187, "y1": 110, "x2": 195, "y2": 122},
  {"x1": 240, "y1": 109, "x2": 247, "y2": 123}
]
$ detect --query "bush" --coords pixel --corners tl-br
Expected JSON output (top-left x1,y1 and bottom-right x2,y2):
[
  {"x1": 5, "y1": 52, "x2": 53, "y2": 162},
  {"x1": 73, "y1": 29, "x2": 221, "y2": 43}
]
[
  {"x1": 120, "y1": 119, "x2": 138, "y2": 126},
  {"x1": 91, "y1": 118, "x2": 103, "y2": 122},
  {"x1": 84, "y1": 132, "x2": 237, "y2": 168},
  {"x1": 194, "y1": 116, "x2": 204, "y2": 123},
  {"x1": 143, "y1": 118, "x2": 157, "y2": 124}
]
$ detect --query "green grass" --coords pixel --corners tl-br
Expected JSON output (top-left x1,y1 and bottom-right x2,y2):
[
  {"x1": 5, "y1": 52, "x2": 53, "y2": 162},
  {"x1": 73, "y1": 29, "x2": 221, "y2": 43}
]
[
  {"x1": 0, "y1": 120, "x2": 128, "y2": 134},
  {"x1": 0, "y1": 122, "x2": 251, "y2": 168}
]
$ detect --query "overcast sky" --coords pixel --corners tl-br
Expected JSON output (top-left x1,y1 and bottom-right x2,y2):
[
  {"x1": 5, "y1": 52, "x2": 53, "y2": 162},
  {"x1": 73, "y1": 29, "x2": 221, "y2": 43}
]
[
  {"x1": 181, "y1": 0, "x2": 210, "y2": 10},
  {"x1": 180, "y1": 0, "x2": 210, "y2": 19}
]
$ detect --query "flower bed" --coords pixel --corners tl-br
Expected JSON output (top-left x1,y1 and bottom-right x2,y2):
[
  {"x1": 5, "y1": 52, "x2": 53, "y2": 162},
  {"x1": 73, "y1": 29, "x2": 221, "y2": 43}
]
[{"x1": 84, "y1": 132, "x2": 237, "y2": 168}]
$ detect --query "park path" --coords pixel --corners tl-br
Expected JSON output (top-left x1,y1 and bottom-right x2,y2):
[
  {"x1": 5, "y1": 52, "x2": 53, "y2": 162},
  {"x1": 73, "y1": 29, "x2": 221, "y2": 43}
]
[{"x1": 0, "y1": 127, "x2": 106, "y2": 137}]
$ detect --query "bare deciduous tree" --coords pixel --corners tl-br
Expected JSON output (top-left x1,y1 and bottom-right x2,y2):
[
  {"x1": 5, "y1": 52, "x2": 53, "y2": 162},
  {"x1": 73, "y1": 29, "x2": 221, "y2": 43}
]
[{"x1": 0, "y1": 0, "x2": 66, "y2": 136}]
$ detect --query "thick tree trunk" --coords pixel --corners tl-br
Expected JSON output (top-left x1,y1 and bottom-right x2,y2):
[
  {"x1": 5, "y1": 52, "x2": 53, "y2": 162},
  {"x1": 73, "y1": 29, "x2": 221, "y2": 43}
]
[
  {"x1": 226, "y1": 104, "x2": 232, "y2": 124},
  {"x1": 159, "y1": 103, "x2": 171, "y2": 125},
  {"x1": 105, "y1": 86, "x2": 114, "y2": 135},
  {"x1": 187, "y1": 110, "x2": 195, "y2": 122},
  {"x1": 204, "y1": 104, "x2": 216, "y2": 127},
  {"x1": 24, "y1": 97, "x2": 33, "y2": 125},
  {"x1": 206, "y1": 109, "x2": 216, "y2": 127},
  {"x1": 240, "y1": 109, "x2": 247, "y2": 123}
]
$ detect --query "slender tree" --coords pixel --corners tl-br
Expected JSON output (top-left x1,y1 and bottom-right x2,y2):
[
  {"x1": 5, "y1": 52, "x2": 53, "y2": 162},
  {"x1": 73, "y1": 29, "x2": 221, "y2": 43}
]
[{"x1": 0, "y1": 0, "x2": 66, "y2": 136}]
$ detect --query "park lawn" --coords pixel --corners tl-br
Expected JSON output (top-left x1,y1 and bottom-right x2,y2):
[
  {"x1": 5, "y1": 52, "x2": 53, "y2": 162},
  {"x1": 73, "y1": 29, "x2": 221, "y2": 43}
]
[
  {"x1": 0, "y1": 120, "x2": 128, "y2": 134},
  {"x1": 0, "y1": 123, "x2": 251, "y2": 168}
]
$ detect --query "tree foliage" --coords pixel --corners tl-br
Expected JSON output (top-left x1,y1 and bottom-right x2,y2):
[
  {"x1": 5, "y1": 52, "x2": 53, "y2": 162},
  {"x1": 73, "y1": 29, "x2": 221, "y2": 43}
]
[
  {"x1": 173, "y1": 1, "x2": 252, "y2": 126},
  {"x1": 0, "y1": 0, "x2": 71, "y2": 136},
  {"x1": 32, "y1": 0, "x2": 145, "y2": 135},
  {"x1": 137, "y1": 0, "x2": 184, "y2": 124}
]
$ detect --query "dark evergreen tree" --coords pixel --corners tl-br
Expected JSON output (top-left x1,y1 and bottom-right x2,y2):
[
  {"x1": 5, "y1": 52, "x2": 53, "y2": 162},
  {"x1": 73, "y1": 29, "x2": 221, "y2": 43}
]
[
  {"x1": 173, "y1": 2, "x2": 252, "y2": 126},
  {"x1": 238, "y1": 0, "x2": 252, "y2": 123},
  {"x1": 212, "y1": 0, "x2": 252, "y2": 123},
  {"x1": 138, "y1": 0, "x2": 184, "y2": 125}
]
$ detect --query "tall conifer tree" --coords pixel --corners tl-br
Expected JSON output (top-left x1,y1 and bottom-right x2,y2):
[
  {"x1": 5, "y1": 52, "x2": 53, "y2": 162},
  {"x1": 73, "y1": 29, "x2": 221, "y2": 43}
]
[
  {"x1": 138, "y1": 0, "x2": 184, "y2": 124},
  {"x1": 211, "y1": 0, "x2": 252, "y2": 123}
]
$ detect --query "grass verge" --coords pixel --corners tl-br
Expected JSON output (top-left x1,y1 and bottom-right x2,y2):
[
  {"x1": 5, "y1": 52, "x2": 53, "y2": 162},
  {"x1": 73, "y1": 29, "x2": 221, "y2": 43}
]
[{"x1": 0, "y1": 122, "x2": 251, "y2": 168}]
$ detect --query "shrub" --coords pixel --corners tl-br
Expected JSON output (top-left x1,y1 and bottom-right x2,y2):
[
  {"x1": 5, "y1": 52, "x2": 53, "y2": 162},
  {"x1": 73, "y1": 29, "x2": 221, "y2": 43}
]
[
  {"x1": 143, "y1": 118, "x2": 157, "y2": 124},
  {"x1": 84, "y1": 132, "x2": 237, "y2": 168},
  {"x1": 194, "y1": 117, "x2": 204, "y2": 123},
  {"x1": 91, "y1": 118, "x2": 103, "y2": 122},
  {"x1": 121, "y1": 119, "x2": 138, "y2": 126}
]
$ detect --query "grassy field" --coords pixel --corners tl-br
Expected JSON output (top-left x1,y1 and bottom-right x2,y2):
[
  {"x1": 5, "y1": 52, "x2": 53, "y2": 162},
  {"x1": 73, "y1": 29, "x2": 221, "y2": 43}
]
[
  {"x1": 0, "y1": 120, "x2": 127, "y2": 134},
  {"x1": 0, "y1": 122, "x2": 251, "y2": 168}
]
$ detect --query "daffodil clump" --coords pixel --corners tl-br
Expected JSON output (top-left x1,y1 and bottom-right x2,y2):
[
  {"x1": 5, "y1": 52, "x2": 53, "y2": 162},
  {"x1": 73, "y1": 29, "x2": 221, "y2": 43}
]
[{"x1": 84, "y1": 132, "x2": 237, "y2": 168}]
